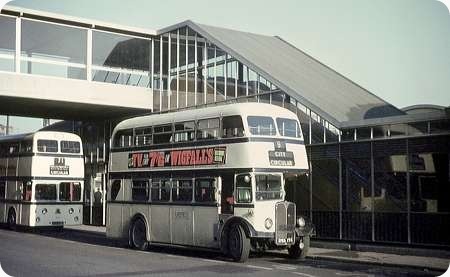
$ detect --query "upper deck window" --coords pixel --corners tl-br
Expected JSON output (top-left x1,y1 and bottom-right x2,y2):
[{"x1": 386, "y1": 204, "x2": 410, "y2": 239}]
[
  {"x1": 135, "y1": 128, "x2": 152, "y2": 146},
  {"x1": 153, "y1": 124, "x2": 173, "y2": 144},
  {"x1": 20, "y1": 140, "x2": 33, "y2": 153},
  {"x1": 37, "y1": 140, "x2": 58, "y2": 153},
  {"x1": 276, "y1": 118, "x2": 302, "y2": 138},
  {"x1": 174, "y1": 121, "x2": 195, "y2": 142},
  {"x1": 61, "y1": 141, "x2": 81, "y2": 154},
  {"x1": 8, "y1": 143, "x2": 19, "y2": 155},
  {"x1": 197, "y1": 118, "x2": 220, "y2": 140},
  {"x1": 247, "y1": 116, "x2": 276, "y2": 136},
  {"x1": 113, "y1": 129, "x2": 133, "y2": 148},
  {"x1": 222, "y1": 116, "x2": 244, "y2": 138}
]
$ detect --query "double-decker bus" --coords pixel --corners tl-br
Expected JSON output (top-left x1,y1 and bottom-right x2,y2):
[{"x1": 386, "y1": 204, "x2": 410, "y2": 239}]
[
  {"x1": 107, "y1": 103, "x2": 314, "y2": 262},
  {"x1": 0, "y1": 131, "x2": 84, "y2": 229}
]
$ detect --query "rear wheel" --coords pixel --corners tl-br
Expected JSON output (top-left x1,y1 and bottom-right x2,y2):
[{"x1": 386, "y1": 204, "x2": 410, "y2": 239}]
[
  {"x1": 228, "y1": 224, "x2": 250, "y2": 262},
  {"x1": 129, "y1": 217, "x2": 148, "y2": 251},
  {"x1": 7, "y1": 208, "x2": 17, "y2": 231},
  {"x1": 288, "y1": 235, "x2": 310, "y2": 260}
]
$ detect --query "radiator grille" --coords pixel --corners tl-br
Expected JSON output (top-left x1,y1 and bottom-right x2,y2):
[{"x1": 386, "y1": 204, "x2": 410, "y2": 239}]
[{"x1": 275, "y1": 202, "x2": 296, "y2": 245}]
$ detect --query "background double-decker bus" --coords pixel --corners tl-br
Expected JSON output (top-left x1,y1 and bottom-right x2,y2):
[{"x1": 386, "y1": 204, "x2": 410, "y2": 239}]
[
  {"x1": 108, "y1": 103, "x2": 314, "y2": 262},
  {"x1": 0, "y1": 131, "x2": 84, "y2": 229}
]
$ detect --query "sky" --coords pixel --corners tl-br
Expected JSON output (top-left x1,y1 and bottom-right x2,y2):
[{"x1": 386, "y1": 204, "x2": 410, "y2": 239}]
[{"x1": 1, "y1": 0, "x2": 450, "y2": 133}]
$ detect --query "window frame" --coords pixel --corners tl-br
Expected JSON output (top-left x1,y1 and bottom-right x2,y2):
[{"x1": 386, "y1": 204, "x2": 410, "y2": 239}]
[
  {"x1": 222, "y1": 115, "x2": 245, "y2": 138},
  {"x1": 194, "y1": 178, "x2": 217, "y2": 203},
  {"x1": 37, "y1": 139, "x2": 58, "y2": 153},
  {"x1": 150, "y1": 179, "x2": 171, "y2": 202},
  {"x1": 59, "y1": 182, "x2": 82, "y2": 201},
  {"x1": 247, "y1": 116, "x2": 277, "y2": 136},
  {"x1": 60, "y1": 140, "x2": 81, "y2": 154},
  {"x1": 131, "y1": 179, "x2": 149, "y2": 202},
  {"x1": 34, "y1": 183, "x2": 57, "y2": 201},
  {"x1": 172, "y1": 179, "x2": 193, "y2": 202},
  {"x1": 196, "y1": 117, "x2": 220, "y2": 140}
]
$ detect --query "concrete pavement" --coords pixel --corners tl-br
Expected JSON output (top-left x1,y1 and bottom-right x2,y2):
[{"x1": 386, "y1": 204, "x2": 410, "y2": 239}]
[{"x1": 67, "y1": 225, "x2": 450, "y2": 272}]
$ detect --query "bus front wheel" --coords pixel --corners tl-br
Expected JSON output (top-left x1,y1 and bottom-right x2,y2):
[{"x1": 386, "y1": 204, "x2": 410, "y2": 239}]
[
  {"x1": 129, "y1": 217, "x2": 148, "y2": 251},
  {"x1": 228, "y1": 224, "x2": 250, "y2": 262},
  {"x1": 7, "y1": 208, "x2": 16, "y2": 231}
]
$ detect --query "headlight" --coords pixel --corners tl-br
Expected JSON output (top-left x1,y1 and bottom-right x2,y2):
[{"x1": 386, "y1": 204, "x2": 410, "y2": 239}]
[
  {"x1": 297, "y1": 217, "x2": 306, "y2": 227},
  {"x1": 264, "y1": 218, "x2": 273, "y2": 229},
  {"x1": 74, "y1": 216, "x2": 79, "y2": 222},
  {"x1": 69, "y1": 208, "x2": 74, "y2": 214},
  {"x1": 42, "y1": 208, "x2": 47, "y2": 214},
  {"x1": 36, "y1": 217, "x2": 40, "y2": 223}
]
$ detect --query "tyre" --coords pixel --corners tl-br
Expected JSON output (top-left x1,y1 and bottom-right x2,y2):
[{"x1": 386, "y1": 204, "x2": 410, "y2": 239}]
[
  {"x1": 228, "y1": 224, "x2": 250, "y2": 262},
  {"x1": 288, "y1": 235, "x2": 310, "y2": 260},
  {"x1": 7, "y1": 208, "x2": 17, "y2": 231},
  {"x1": 129, "y1": 217, "x2": 148, "y2": 251}
]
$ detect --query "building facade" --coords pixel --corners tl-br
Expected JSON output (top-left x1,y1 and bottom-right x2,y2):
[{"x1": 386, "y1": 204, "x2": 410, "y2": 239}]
[{"x1": 1, "y1": 5, "x2": 449, "y2": 247}]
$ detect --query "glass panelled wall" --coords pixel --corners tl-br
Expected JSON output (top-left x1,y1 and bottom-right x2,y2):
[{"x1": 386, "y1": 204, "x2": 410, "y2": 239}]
[
  {"x1": 92, "y1": 30, "x2": 151, "y2": 87},
  {"x1": 151, "y1": 27, "x2": 290, "y2": 112},
  {"x1": 21, "y1": 19, "x2": 87, "y2": 79},
  {"x1": 0, "y1": 16, "x2": 339, "y2": 139},
  {"x1": 305, "y1": 134, "x2": 450, "y2": 246},
  {"x1": 0, "y1": 15, "x2": 15, "y2": 72}
]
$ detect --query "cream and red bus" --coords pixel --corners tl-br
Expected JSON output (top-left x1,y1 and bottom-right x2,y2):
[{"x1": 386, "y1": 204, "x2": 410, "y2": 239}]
[
  {"x1": 107, "y1": 103, "x2": 314, "y2": 262},
  {"x1": 0, "y1": 131, "x2": 84, "y2": 229}
]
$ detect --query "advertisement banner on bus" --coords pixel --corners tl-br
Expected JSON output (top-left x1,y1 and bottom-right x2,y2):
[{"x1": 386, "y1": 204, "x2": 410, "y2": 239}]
[{"x1": 128, "y1": 146, "x2": 226, "y2": 168}]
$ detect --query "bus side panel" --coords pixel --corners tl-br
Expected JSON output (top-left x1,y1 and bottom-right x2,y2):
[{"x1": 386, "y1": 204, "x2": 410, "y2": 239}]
[
  {"x1": 193, "y1": 206, "x2": 219, "y2": 248},
  {"x1": 171, "y1": 206, "x2": 193, "y2": 246},
  {"x1": 150, "y1": 205, "x2": 171, "y2": 243},
  {"x1": 107, "y1": 203, "x2": 124, "y2": 239}
]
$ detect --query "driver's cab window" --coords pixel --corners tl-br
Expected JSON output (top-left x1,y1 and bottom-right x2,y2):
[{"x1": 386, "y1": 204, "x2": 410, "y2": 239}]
[{"x1": 235, "y1": 174, "x2": 252, "y2": 203}]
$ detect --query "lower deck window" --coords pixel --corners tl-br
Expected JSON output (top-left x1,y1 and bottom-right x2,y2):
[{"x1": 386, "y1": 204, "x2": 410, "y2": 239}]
[
  {"x1": 59, "y1": 182, "x2": 82, "y2": 201},
  {"x1": 35, "y1": 184, "x2": 57, "y2": 200},
  {"x1": 110, "y1": 180, "x2": 121, "y2": 201},
  {"x1": 172, "y1": 180, "x2": 193, "y2": 202},
  {"x1": 132, "y1": 180, "x2": 149, "y2": 201},
  {"x1": 151, "y1": 180, "x2": 170, "y2": 202},
  {"x1": 255, "y1": 174, "x2": 282, "y2": 200},
  {"x1": 195, "y1": 179, "x2": 216, "y2": 202}
]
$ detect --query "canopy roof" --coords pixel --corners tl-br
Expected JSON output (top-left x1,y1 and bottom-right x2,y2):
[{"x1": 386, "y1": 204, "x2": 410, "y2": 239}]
[{"x1": 159, "y1": 21, "x2": 405, "y2": 126}]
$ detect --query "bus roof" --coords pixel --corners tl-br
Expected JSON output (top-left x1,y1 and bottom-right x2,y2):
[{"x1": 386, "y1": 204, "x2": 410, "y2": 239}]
[
  {"x1": 0, "y1": 131, "x2": 81, "y2": 143},
  {"x1": 114, "y1": 103, "x2": 298, "y2": 133}
]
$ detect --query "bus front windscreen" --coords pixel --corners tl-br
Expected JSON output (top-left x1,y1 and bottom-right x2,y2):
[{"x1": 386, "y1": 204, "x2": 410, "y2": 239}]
[{"x1": 255, "y1": 174, "x2": 283, "y2": 201}]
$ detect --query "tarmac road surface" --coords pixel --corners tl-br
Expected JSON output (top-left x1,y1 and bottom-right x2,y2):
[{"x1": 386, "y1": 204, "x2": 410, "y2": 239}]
[{"x1": 0, "y1": 227, "x2": 443, "y2": 277}]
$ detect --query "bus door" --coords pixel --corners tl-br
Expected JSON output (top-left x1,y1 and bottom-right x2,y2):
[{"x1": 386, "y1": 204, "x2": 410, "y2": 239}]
[{"x1": 220, "y1": 174, "x2": 234, "y2": 215}]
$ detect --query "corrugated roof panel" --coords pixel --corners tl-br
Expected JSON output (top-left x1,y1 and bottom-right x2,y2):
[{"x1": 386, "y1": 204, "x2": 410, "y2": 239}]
[{"x1": 188, "y1": 22, "x2": 405, "y2": 125}]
